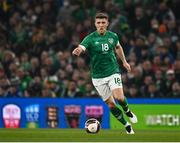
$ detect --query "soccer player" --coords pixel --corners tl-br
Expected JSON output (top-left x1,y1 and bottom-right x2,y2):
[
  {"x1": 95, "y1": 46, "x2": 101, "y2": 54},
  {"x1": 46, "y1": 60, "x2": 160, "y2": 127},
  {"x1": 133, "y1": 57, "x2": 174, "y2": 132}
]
[{"x1": 72, "y1": 12, "x2": 137, "y2": 134}]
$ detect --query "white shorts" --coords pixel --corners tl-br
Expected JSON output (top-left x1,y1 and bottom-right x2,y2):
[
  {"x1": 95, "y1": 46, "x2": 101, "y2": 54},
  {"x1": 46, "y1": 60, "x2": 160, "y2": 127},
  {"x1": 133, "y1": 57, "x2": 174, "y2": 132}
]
[{"x1": 92, "y1": 73, "x2": 123, "y2": 101}]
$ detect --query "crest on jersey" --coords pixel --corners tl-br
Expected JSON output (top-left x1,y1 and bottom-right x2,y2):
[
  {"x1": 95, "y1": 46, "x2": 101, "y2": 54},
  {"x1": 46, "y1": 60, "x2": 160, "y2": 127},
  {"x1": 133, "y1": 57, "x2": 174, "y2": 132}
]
[{"x1": 108, "y1": 38, "x2": 114, "y2": 44}]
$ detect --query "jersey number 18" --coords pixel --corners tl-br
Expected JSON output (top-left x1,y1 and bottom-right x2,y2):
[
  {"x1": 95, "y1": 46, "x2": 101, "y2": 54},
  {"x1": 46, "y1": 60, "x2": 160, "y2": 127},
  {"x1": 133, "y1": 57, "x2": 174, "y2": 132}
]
[{"x1": 101, "y1": 43, "x2": 109, "y2": 52}]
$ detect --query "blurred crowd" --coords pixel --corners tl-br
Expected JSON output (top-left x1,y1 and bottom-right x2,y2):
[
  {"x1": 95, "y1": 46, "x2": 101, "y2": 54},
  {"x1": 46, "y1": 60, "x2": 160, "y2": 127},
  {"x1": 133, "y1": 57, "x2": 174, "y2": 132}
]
[{"x1": 0, "y1": 0, "x2": 179, "y2": 98}]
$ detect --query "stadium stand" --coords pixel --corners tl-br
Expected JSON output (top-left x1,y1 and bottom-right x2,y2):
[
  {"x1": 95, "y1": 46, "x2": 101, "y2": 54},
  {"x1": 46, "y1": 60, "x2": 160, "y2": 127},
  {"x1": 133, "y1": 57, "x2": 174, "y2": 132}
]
[{"x1": 0, "y1": 0, "x2": 179, "y2": 98}]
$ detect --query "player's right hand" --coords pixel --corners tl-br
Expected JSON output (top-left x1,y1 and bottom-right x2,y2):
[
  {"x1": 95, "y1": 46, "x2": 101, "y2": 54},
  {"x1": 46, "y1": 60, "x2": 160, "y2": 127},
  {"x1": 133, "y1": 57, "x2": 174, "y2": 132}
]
[
  {"x1": 123, "y1": 62, "x2": 131, "y2": 72},
  {"x1": 72, "y1": 47, "x2": 83, "y2": 56}
]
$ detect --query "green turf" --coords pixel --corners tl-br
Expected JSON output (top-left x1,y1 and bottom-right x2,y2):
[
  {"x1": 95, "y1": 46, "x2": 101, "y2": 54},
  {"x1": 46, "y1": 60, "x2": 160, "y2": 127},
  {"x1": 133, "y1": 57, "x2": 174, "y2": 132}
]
[{"x1": 0, "y1": 129, "x2": 180, "y2": 142}]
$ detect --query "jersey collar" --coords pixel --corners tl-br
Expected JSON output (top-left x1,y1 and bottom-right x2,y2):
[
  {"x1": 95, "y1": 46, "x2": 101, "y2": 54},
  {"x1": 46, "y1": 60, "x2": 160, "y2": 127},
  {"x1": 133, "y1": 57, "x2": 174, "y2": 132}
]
[{"x1": 95, "y1": 30, "x2": 108, "y2": 36}]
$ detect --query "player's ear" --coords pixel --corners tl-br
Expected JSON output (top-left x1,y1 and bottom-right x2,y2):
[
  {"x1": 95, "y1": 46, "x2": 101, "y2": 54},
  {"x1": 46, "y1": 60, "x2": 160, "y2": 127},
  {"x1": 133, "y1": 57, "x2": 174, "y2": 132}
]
[
  {"x1": 94, "y1": 21, "x2": 97, "y2": 26},
  {"x1": 106, "y1": 20, "x2": 109, "y2": 26}
]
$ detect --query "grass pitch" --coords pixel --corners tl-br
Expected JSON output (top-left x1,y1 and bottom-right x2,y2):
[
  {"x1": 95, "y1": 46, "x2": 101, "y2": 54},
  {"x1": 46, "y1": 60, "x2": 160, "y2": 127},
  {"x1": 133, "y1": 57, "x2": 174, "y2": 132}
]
[{"x1": 0, "y1": 129, "x2": 180, "y2": 142}]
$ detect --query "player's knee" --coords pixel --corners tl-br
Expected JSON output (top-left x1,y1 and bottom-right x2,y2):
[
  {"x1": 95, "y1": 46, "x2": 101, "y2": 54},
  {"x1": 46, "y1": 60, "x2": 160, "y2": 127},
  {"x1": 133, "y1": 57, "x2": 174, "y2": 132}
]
[
  {"x1": 112, "y1": 88, "x2": 125, "y2": 101},
  {"x1": 115, "y1": 95, "x2": 125, "y2": 102},
  {"x1": 108, "y1": 102, "x2": 116, "y2": 109}
]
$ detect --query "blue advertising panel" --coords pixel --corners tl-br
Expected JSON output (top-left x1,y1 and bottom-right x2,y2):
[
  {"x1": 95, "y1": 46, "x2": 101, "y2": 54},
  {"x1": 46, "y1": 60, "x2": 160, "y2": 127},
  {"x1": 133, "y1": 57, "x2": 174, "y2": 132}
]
[
  {"x1": 1, "y1": 98, "x2": 179, "y2": 129},
  {"x1": 0, "y1": 98, "x2": 110, "y2": 129}
]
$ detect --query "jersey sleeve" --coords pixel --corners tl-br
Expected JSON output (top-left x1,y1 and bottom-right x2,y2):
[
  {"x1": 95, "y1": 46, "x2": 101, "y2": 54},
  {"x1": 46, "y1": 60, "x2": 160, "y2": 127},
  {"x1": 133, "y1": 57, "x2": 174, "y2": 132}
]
[
  {"x1": 117, "y1": 41, "x2": 120, "y2": 46},
  {"x1": 115, "y1": 33, "x2": 120, "y2": 46},
  {"x1": 79, "y1": 35, "x2": 91, "y2": 50}
]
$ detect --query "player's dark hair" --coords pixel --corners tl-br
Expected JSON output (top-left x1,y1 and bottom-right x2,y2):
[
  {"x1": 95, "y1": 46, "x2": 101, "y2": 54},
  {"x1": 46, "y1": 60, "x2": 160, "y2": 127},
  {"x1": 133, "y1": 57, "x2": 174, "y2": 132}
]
[{"x1": 95, "y1": 12, "x2": 109, "y2": 20}]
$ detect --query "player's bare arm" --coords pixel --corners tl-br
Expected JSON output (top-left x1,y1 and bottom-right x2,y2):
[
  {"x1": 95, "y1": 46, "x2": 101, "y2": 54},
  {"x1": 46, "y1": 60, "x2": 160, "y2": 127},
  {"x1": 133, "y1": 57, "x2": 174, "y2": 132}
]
[
  {"x1": 72, "y1": 46, "x2": 85, "y2": 56},
  {"x1": 115, "y1": 44, "x2": 131, "y2": 72}
]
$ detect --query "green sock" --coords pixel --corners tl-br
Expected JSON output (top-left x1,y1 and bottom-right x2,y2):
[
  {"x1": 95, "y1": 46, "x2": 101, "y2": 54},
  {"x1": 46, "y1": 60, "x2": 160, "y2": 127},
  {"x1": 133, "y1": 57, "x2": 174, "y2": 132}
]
[
  {"x1": 110, "y1": 106, "x2": 127, "y2": 125},
  {"x1": 118, "y1": 97, "x2": 129, "y2": 112}
]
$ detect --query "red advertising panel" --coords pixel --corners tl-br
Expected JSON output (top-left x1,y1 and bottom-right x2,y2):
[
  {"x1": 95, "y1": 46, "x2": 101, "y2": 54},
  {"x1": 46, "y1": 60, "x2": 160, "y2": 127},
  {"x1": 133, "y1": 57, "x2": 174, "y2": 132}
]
[{"x1": 3, "y1": 104, "x2": 21, "y2": 128}]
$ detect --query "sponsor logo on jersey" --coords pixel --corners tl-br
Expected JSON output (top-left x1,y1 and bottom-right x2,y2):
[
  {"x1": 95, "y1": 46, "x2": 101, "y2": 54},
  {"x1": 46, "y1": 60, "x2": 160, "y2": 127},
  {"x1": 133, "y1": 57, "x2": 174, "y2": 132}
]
[{"x1": 108, "y1": 38, "x2": 114, "y2": 44}]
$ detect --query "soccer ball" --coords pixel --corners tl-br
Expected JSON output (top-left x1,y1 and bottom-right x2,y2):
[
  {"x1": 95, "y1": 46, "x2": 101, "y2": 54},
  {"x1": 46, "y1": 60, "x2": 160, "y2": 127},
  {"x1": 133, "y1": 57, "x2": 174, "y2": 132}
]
[{"x1": 85, "y1": 118, "x2": 101, "y2": 133}]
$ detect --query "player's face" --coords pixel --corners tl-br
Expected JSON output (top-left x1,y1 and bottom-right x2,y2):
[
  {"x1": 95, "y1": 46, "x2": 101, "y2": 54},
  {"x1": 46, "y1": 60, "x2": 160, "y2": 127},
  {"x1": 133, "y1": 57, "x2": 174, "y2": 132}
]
[{"x1": 95, "y1": 18, "x2": 109, "y2": 35}]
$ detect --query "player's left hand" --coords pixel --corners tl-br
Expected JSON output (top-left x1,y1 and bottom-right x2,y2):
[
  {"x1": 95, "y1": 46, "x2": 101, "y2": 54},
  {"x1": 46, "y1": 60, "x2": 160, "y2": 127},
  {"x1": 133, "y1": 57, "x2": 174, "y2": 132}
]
[{"x1": 123, "y1": 62, "x2": 131, "y2": 72}]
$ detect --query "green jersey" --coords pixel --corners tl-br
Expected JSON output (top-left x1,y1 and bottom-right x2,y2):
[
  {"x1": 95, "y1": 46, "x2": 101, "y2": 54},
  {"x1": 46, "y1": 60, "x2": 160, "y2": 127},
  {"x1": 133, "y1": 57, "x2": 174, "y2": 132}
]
[{"x1": 80, "y1": 30, "x2": 120, "y2": 78}]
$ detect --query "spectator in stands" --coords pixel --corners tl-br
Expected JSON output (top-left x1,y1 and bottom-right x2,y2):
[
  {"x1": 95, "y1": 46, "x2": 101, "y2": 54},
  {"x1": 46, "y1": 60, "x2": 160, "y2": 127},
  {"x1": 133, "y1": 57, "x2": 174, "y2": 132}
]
[
  {"x1": 141, "y1": 75, "x2": 153, "y2": 97},
  {"x1": 167, "y1": 81, "x2": 180, "y2": 98},
  {"x1": 15, "y1": 67, "x2": 32, "y2": 95},
  {"x1": 152, "y1": 55, "x2": 162, "y2": 72},
  {"x1": 64, "y1": 80, "x2": 83, "y2": 98},
  {"x1": 29, "y1": 57, "x2": 40, "y2": 77},
  {"x1": 5, "y1": 78, "x2": 23, "y2": 98},
  {"x1": 165, "y1": 69, "x2": 176, "y2": 95},
  {"x1": 154, "y1": 70, "x2": 166, "y2": 95},
  {"x1": 0, "y1": 87, "x2": 5, "y2": 97},
  {"x1": 27, "y1": 76, "x2": 42, "y2": 97},
  {"x1": 127, "y1": 84, "x2": 141, "y2": 98},
  {"x1": 44, "y1": 75, "x2": 62, "y2": 97},
  {"x1": 174, "y1": 59, "x2": 180, "y2": 82},
  {"x1": 85, "y1": 83, "x2": 98, "y2": 98},
  {"x1": 147, "y1": 83, "x2": 163, "y2": 98},
  {"x1": 142, "y1": 60, "x2": 154, "y2": 77},
  {"x1": 130, "y1": 6, "x2": 150, "y2": 35},
  {"x1": 41, "y1": 86, "x2": 55, "y2": 98}
]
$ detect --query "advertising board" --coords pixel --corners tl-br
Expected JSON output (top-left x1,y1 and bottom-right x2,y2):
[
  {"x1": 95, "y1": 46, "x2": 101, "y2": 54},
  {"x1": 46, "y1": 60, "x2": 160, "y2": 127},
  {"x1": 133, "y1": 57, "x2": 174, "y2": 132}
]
[
  {"x1": 0, "y1": 98, "x2": 109, "y2": 128},
  {"x1": 111, "y1": 99, "x2": 180, "y2": 130}
]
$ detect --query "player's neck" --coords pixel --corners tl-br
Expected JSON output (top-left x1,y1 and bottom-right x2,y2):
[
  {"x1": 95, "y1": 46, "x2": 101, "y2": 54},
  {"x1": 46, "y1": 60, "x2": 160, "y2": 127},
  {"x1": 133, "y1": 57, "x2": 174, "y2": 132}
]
[{"x1": 97, "y1": 30, "x2": 107, "y2": 36}]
